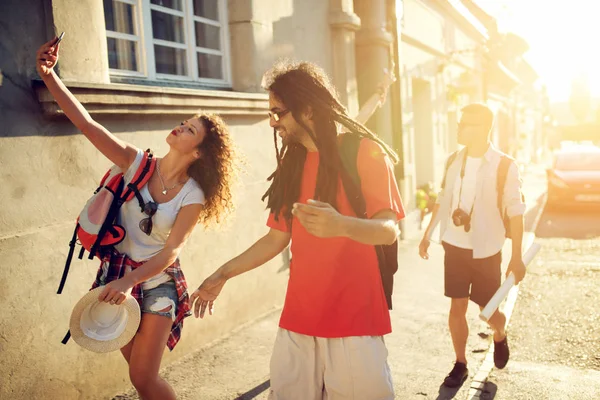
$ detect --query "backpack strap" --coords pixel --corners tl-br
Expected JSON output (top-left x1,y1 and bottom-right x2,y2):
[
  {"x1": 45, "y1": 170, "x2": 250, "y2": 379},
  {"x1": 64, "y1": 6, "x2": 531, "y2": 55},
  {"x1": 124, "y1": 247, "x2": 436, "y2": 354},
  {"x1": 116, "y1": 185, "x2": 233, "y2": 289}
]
[
  {"x1": 440, "y1": 149, "x2": 461, "y2": 191},
  {"x1": 88, "y1": 178, "x2": 125, "y2": 258},
  {"x1": 56, "y1": 224, "x2": 80, "y2": 294},
  {"x1": 122, "y1": 149, "x2": 156, "y2": 211},
  {"x1": 338, "y1": 133, "x2": 397, "y2": 310},
  {"x1": 61, "y1": 330, "x2": 71, "y2": 345},
  {"x1": 339, "y1": 133, "x2": 366, "y2": 218}
]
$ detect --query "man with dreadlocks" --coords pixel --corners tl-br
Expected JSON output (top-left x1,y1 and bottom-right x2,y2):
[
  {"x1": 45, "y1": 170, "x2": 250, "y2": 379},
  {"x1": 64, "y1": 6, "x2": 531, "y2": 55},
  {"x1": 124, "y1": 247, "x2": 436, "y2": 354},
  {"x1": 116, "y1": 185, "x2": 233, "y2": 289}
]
[{"x1": 190, "y1": 61, "x2": 405, "y2": 399}]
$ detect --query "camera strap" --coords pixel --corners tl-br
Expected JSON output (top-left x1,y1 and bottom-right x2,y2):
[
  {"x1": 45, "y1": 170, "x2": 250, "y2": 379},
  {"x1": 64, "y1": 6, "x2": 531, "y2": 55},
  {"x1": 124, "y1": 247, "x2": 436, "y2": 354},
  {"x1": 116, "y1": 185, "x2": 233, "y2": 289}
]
[{"x1": 457, "y1": 151, "x2": 475, "y2": 218}]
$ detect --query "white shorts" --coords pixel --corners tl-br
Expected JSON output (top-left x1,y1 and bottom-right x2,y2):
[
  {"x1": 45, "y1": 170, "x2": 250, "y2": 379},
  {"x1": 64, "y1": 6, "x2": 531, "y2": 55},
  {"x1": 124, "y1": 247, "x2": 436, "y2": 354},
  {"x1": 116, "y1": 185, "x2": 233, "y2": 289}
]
[{"x1": 268, "y1": 328, "x2": 394, "y2": 400}]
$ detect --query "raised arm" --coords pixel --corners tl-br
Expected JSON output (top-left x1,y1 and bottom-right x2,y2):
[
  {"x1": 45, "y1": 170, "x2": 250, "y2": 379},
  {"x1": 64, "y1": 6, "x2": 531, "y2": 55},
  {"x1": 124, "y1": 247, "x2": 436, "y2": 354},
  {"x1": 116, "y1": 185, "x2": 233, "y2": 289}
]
[
  {"x1": 353, "y1": 68, "x2": 396, "y2": 125},
  {"x1": 36, "y1": 38, "x2": 137, "y2": 170}
]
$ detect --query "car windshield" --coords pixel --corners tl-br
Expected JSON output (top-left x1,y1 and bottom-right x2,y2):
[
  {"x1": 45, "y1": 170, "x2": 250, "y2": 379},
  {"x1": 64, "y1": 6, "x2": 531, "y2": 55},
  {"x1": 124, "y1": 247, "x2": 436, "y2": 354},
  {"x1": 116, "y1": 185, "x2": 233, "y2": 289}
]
[{"x1": 556, "y1": 152, "x2": 600, "y2": 171}]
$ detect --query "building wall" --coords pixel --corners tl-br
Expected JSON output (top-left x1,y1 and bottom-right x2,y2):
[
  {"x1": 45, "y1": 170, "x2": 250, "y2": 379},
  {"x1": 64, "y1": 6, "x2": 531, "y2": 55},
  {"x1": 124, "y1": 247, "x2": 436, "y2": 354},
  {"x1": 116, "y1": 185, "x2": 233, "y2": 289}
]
[
  {"x1": 0, "y1": 0, "x2": 336, "y2": 398},
  {"x1": 229, "y1": 0, "x2": 333, "y2": 92},
  {"x1": 399, "y1": 0, "x2": 484, "y2": 218}
]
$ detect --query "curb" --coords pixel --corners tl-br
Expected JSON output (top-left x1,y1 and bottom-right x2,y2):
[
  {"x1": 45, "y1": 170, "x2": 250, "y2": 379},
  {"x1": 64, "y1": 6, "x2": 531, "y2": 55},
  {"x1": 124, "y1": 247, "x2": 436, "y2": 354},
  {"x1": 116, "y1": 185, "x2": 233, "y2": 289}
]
[
  {"x1": 465, "y1": 273, "x2": 524, "y2": 399},
  {"x1": 465, "y1": 194, "x2": 545, "y2": 400}
]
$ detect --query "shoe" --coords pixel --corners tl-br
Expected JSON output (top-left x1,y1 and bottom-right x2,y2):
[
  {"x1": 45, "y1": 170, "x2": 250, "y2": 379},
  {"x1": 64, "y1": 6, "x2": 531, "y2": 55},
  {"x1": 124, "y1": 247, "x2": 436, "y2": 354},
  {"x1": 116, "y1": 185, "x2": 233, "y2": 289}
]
[
  {"x1": 443, "y1": 362, "x2": 468, "y2": 388},
  {"x1": 494, "y1": 336, "x2": 510, "y2": 369}
]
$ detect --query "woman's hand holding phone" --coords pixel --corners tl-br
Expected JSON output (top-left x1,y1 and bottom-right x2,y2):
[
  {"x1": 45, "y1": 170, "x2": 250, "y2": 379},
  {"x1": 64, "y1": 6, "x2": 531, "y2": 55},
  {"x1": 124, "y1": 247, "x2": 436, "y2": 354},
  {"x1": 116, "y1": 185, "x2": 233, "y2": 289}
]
[{"x1": 36, "y1": 32, "x2": 64, "y2": 77}]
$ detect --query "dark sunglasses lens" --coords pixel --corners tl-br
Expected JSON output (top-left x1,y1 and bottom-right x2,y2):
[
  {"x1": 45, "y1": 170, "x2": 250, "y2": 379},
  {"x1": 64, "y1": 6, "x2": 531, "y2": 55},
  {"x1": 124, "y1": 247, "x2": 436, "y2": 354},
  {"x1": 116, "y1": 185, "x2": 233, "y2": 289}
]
[
  {"x1": 144, "y1": 202, "x2": 158, "y2": 216},
  {"x1": 139, "y1": 218, "x2": 153, "y2": 235},
  {"x1": 464, "y1": 223, "x2": 471, "y2": 232}
]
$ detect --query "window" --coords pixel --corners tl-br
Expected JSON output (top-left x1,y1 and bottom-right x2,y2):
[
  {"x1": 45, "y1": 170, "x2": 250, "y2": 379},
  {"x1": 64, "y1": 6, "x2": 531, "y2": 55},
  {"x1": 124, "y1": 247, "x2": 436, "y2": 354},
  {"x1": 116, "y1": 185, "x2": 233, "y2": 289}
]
[
  {"x1": 104, "y1": 0, "x2": 142, "y2": 74},
  {"x1": 103, "y1": 0, "x2": 230, "y2": 86}
]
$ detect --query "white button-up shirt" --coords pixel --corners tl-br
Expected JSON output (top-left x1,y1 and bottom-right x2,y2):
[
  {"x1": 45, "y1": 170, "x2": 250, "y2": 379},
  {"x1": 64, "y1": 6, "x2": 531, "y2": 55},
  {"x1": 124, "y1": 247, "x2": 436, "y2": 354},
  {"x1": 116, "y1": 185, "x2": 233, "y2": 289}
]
[{"x1": 430, "y1": 144, "x2": 526, "y2": 259}]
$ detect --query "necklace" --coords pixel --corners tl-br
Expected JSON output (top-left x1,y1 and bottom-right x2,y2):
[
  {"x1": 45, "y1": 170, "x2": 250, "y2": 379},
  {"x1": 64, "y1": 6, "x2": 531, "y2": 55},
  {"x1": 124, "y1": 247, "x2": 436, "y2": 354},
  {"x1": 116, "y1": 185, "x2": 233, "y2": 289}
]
[{"x1": 156, "y1": 160, "x2": 185, "y2": 195}]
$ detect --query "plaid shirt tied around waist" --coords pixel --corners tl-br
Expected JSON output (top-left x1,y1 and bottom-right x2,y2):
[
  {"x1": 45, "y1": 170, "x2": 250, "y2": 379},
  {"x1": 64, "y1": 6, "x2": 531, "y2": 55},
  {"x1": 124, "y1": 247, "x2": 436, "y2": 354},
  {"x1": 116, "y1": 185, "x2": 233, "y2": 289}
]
[{"x1": 91, "y1": 248, "x2": 192, "y2": 351}]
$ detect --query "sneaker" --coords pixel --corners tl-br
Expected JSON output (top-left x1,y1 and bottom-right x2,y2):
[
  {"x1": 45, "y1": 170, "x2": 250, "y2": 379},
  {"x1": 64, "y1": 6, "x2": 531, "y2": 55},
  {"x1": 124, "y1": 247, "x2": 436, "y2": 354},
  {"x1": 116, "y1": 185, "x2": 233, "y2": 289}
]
[
  {"x1": 443, "y1": 362, "x2": 469, "y2": 388},
  {"x1": 494, "y1": 336, "x2": 510, "y2": 369}
]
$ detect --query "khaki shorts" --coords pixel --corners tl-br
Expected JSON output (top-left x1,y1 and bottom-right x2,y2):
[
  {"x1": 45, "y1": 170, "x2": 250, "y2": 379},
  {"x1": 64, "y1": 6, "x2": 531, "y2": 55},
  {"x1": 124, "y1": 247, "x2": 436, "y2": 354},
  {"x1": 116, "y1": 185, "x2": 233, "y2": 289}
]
[{"x1": 268, "y1": 328, "x2": 394, "y2": 400}]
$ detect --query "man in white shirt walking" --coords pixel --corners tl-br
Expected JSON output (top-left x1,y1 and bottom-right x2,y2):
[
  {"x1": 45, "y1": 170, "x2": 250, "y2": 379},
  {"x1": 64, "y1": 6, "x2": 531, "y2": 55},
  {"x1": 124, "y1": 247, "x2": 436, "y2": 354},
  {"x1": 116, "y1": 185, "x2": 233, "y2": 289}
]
[{"x1": 419, "y1": 103, "x2": 526, "y2": 388}]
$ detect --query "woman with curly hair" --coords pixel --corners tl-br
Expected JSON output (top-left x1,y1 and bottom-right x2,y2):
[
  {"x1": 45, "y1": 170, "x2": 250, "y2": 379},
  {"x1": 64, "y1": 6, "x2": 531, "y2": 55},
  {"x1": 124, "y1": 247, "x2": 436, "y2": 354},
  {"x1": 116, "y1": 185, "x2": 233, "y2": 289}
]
[{"x1": 36, "y1": 37, "x2": 235, "y2": 400}]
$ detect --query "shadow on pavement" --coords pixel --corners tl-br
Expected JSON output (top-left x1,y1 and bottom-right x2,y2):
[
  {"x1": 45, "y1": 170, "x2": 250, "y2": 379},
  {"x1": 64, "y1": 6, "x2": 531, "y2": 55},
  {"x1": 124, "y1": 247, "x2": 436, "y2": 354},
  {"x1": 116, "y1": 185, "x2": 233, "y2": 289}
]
[
  {"x1": 479, "y1": 381, "x2": 498, "y2": 399},
  {"x1": 234, "y1": 379, "x2": 270, "y2": 399},
  {"x1": 435, "y1": 382, "x2": 464, "y2": 400}
]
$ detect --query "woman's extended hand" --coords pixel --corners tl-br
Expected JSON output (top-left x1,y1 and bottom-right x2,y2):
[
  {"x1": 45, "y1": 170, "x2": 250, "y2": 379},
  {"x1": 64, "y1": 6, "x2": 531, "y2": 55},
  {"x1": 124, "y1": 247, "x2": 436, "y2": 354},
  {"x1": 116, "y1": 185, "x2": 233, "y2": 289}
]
[{"x1": 36, "y1": 37, "x2": 60, "y2": 77}]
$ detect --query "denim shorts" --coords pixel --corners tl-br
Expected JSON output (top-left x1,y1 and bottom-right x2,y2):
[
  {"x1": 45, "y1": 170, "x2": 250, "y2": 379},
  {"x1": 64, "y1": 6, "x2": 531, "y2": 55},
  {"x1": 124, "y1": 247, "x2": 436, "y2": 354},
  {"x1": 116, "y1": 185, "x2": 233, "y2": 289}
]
[{"x1": 141, "y1": 280, "x2": 178, "y2": 321}]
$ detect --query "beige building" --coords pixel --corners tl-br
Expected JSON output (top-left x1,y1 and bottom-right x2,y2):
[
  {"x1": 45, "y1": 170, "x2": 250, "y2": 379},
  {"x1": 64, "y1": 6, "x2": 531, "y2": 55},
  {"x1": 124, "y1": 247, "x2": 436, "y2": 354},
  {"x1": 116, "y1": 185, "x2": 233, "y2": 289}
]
[
  {"x1": 398, "y1": 0, "x2": 486, "y2": 231},
  {"x1": 399, "y1": 0, "x2": 545, "y2": 231},
  {"x1": 0, "y1": 0, "x2": 401, "y2": 398}
]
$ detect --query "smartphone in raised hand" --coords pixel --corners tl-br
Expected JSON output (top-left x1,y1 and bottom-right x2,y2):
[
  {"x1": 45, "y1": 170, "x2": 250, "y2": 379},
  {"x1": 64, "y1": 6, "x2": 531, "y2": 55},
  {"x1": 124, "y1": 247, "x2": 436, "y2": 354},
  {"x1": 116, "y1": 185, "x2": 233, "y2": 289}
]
[{"x1": 55, "y1": 32, "x2": 65, "y2": 46}]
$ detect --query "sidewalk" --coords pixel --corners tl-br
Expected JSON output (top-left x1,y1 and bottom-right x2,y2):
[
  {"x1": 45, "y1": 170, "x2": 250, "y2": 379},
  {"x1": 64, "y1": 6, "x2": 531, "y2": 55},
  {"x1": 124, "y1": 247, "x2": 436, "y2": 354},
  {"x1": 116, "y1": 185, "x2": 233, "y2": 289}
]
[
  {"x1": 113, "y1": 167, "x2": 547, "y2": 400},
  {"x1": 114, "y1": 239, "x2": 493, "y2": 400}
]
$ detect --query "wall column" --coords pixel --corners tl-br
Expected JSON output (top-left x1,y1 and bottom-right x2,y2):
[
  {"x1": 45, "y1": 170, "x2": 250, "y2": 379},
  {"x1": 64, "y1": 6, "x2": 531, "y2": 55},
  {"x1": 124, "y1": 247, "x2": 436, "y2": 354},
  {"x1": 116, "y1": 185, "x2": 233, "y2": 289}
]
[
  {"x1": 50, "y1": 0, "x2": 110, "y2": 83},
  {"x1": 354, "y1": 0, "x2": 394, "y2": 144},
  {"x1": 228, "y1": 0, "x2": 273, "y2": 92},
  {"x1": 329, "y1": 0, "x2": 361, "y2": 114}
]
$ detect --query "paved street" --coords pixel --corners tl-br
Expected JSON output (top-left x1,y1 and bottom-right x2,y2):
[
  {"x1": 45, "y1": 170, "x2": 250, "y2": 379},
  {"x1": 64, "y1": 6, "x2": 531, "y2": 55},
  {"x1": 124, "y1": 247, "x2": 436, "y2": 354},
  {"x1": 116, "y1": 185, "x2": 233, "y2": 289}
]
[
  {"x1": 113, "y1": 166, "x2": 565, "y2": 400},
  {"x1": 482, "y1": 206, "x2": 600, "y2": 400}
]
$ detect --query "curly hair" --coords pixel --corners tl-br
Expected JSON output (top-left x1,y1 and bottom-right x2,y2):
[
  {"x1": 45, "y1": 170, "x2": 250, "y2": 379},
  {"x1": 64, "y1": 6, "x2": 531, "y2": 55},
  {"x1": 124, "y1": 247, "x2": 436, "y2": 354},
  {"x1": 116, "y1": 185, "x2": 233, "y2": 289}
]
[
  {"x1": 261, "y1": 61, "x2": 398, "y2": 224},
  {"x1": 187, "y1": 112, "x2": 237, "y2": 227}
]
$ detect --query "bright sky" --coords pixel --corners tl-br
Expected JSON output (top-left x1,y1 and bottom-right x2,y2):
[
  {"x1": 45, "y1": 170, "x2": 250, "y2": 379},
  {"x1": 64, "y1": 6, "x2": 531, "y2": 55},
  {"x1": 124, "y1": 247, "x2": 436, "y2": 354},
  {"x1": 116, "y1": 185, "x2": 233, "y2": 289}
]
[{"x1": 475, "y1": 0, "x2": 600, "y2": 102}]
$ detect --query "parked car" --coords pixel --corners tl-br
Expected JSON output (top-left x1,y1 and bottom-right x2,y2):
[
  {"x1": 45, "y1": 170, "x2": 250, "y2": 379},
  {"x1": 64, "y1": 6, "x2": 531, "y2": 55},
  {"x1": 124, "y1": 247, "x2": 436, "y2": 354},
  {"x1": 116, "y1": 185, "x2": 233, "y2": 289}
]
[{"x1": 546, "y1": 146, "x2": 600, "y2": 209}]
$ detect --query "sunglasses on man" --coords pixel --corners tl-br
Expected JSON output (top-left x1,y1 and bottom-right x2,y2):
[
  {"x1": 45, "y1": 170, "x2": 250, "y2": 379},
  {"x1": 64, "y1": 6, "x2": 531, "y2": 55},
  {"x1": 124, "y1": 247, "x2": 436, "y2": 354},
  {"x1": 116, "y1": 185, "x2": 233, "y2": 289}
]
[{"x1": 268, "y1": 109, "x2": 290, "y2": 122}]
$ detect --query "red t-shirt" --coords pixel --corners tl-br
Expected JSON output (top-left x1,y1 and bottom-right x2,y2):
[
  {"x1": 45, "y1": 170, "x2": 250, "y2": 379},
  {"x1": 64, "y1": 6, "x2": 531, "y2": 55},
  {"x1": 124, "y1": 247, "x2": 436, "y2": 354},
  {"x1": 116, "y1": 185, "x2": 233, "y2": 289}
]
[{"x1": 267, "y1": 138, "x2": 405, "y2": 337}]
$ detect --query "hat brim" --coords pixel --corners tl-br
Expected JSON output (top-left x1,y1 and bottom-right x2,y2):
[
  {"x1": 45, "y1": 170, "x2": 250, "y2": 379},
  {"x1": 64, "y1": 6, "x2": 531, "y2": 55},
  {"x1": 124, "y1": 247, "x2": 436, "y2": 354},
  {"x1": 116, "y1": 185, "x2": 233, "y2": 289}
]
[{"x1": 69, "y1": 286, "x2": 141, "y2": 353}]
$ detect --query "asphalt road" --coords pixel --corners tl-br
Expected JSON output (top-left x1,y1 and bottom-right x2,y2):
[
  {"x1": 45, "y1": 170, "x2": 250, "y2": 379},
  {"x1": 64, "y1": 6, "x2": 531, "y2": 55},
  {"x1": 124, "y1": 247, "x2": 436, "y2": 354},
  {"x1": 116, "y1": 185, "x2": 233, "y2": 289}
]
[{"x1": 482, "y1": 205, "x2": 600, "y2": 400}]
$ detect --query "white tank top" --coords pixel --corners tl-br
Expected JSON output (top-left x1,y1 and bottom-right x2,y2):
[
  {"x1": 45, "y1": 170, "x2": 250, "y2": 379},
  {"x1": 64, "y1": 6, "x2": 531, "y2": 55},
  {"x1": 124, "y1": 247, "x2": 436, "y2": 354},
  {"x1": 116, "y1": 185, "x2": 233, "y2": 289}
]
[{"x1": 115, "y1": 149, "x2": 205, "y2": 289}]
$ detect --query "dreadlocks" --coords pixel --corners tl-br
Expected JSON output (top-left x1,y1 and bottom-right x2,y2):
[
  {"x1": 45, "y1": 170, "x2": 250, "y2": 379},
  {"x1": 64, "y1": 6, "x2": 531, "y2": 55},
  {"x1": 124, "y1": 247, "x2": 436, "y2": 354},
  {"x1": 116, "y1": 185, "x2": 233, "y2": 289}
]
[{"x1": 261, "y1": 61, "x2": 399, "y2": 224}]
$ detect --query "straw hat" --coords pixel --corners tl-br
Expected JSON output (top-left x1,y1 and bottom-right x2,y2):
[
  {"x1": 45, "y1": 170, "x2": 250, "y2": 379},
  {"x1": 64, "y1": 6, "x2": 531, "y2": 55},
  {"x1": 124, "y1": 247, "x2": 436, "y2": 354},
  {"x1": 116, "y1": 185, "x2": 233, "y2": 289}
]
[{"x1": 69, "y1": 286, "x2": 141, "y2": 353}]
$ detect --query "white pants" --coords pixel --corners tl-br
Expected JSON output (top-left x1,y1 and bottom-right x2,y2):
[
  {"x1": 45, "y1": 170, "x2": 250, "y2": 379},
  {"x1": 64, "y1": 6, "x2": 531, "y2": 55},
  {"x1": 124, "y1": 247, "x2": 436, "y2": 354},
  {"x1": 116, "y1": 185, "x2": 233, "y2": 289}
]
[{"x1": 268, "y1": 328, "x2": 395, "y2": 400}]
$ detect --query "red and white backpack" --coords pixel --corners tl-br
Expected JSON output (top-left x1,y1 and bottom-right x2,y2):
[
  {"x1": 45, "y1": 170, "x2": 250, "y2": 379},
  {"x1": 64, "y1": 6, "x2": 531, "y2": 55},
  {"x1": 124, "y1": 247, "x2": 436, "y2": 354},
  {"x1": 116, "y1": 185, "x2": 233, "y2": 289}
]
[{"x1": 57, "y1": 149, "x2": 156, "y2": 294}]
